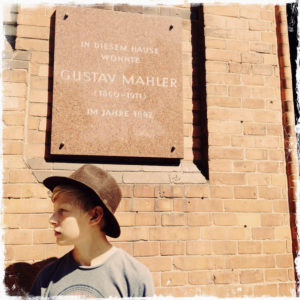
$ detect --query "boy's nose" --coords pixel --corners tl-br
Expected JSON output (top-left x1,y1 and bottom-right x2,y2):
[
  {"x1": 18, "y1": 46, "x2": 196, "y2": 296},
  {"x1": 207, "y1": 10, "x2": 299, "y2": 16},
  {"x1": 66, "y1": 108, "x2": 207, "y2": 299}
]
[{"x1": 49, "y1": 212, "x2": 59, "y2": 226}]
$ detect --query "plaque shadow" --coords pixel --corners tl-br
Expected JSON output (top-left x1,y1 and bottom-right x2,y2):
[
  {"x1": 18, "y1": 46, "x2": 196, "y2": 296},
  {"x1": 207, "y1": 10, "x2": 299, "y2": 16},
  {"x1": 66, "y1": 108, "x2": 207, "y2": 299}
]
[
  {"x1": 45, "y1": 7, "x2": 207, "y2": 171},
  {"x1": 190, "y1": 5, "x2": 209, "y2": 179}
]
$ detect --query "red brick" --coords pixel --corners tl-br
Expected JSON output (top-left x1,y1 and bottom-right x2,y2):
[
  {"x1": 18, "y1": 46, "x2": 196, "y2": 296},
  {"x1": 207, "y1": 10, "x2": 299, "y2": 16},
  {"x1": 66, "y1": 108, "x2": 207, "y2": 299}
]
[
  {"x1": 186, "y1": 241, "x2": 211, "y2": 255},
  {"x1": 160, "y1": 241, "x2": 185, "y2": 255},
  {"x1": 133, "y1": 242, "x2": 159, "y2": 257},
  {"x1": 161, "y1": 272, "x2": 187, "y2": 286},
  {"x1": 240, "y1": 270, "x2": 263, "y2": 283}
]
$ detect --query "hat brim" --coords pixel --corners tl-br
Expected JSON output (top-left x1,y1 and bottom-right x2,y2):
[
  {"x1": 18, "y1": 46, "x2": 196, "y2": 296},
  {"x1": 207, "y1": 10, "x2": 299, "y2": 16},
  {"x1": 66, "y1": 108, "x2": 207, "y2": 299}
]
[{"x1": 43, "y1": 176, "x2": 121, "y2": 238}]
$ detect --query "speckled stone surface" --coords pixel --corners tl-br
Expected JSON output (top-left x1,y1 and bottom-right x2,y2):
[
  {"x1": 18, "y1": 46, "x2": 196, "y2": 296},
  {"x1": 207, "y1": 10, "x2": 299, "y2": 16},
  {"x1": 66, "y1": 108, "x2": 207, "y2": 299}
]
[{"x1": 51, "y1": 6, "x2": 183, "y2": 158}]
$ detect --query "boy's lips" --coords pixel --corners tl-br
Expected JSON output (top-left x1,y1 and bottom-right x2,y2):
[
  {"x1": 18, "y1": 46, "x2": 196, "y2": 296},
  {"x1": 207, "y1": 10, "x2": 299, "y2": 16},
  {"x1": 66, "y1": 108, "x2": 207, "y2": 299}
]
[{"x1": 54, "y1": 230, "x2": 61, "y2": 236}]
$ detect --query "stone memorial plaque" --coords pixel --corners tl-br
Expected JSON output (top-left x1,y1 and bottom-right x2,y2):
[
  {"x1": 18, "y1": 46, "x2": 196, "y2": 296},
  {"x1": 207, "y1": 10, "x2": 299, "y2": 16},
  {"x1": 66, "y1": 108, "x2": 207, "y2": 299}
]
[{"x1": 51, "y1": 6, "x2": 183, "y2": 158}]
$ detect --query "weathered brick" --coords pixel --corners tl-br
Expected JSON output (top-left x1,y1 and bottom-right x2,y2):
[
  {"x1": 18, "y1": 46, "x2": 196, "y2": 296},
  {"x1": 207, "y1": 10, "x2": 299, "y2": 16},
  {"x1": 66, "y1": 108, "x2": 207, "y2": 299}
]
[
  {"x1": 133, "y1": 185, "x2": 156, "y2": 198},
  {"x1": 234, "y1": 186, "x2": 257, "y2": 199},
  {"x1": 212, "y1": 241, "x2": 236, "y2": 255},
  {"x1": 276, "y1": 254, "x2": 294, "y2": 267},
  {"x1": 265, "y1": 269, "x2": 288, "y2": 282},
  {"x1": 133, "y1": 242, "x2": 159, "y2": 257},
  {"x1": 162, "y1": 214, "x2": 185, "y2": 226},
  {"x1": 238, "y1": 241, "x2": 262, "y2": 254},
  {"x1": 210, "y1": 173, "x2": 246, "y2": 185},
  {"x1": 174, "y1": 256, "x2": 225, "y2": 271},
  {"x1": 187, "y1": 213, "x2": 211, "y2": 226},
  {"x1": 161, "y1": 272, "x2": 187, "y2": 287},
  {"x1": 13, "y1": 245, "x2": 45, "y2": 261},
  {"x1": 3, "y1": 82, "x2": 27, "y2": 97},
  {"x1": 137, "y1": 257, "x2": 171, "y2": 272},
  {"x1": 253, "y1": 284, "x2": 278, "y2": 297},
  {"x1": 3, "y1": 126, "x2": 24, "y2": 140},
  {"x1": 16, "y1": 37, "x2": 49, "y2": 51},
  {"x1": 135, "y1": 213, "x2": 158, "y2": 226},
  {"x1": 160, "y1": 241, "x2": 185, "y2": 256},
  {"x1": 132, "y1": 198, "x2": 155, "y2": 212},
  {"x1": 263, "y1": 241, "x2": 286, "y2": 254},
  {"x1": 188, "y1": 271, "x2": 212, "y2": 285},
  {"x1": 3, "y1": 141, "x2": 24, "y2": 154},
  {"x1": 233, "y1": 161, "x2": 256, "y2": 172},
  {"x1": 17, "y1": 24, "x2": 50, "y2": 39},
  {"x1": 240, "y1": 270, "x2": 263, "y2": 283},
  {"x1": 2, "y1": 112, "x2": 25, "y2": 126},
  {"x1": 5, "y1": 229, "x2": 33, "y2": 245},
  {"x1": 2, "y1": 69, "x2": 27, "y2": 83},
  {"x1": 226, "y1": 255, "x2": 275, "y2": 269},
  {"x1": 213, "y1": 270, "x2": 239, "y2": 284},
  {"x1": 252, "y1": 227, "x2": 274, "y2": 240},
  {"x1": 202, "y1": 227, "x2": 250, "y2": 240},
  {"x1": 159, "y1": 185, "x2": 184, "y2": 198},
  {"x1": 150, "y1": 227, "x2": 200, "y2": 241},
  {"x1": 114, "y1": 212, "x2": 135, "y2": 227},
  {"x1": 210, "y1": 186, "x2": 233, "y2": 199},
  {"x1": 187, "y1": 241, "x2": 211, "y2": 255},
  {"x1": 224, "y1": 200, "x2": 272, "y2": 213}
]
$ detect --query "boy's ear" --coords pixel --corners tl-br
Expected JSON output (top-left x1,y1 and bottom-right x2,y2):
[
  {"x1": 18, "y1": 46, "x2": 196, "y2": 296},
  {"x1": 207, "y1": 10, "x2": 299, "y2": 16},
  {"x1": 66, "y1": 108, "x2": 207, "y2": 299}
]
[{"x1": 89, "y1": 206, "x2": 103, "y2": 225}]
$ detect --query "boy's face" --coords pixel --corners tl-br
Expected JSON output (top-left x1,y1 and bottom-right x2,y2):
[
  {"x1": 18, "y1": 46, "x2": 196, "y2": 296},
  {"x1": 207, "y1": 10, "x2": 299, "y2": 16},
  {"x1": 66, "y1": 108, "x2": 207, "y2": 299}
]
[{"x1": 49, "y1": 189, "x2": 91, "y2": 246}]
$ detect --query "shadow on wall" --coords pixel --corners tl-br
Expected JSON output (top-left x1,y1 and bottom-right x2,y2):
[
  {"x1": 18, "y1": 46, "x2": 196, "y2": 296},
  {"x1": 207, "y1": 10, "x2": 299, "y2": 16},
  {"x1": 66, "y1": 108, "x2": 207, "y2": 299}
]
[
  {"x1": 191, "y1": 5, "x2": 209, "y2": 178},
  {"x1": 4, "y1": 257, "x2": 57, "y2": 296}
]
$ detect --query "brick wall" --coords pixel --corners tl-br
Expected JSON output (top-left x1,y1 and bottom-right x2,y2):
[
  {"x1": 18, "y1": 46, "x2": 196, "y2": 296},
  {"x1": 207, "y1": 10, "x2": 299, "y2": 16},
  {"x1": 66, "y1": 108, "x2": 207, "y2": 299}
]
[{"x1": 3, "y1": 4, "x2": 298, "y2": 297}]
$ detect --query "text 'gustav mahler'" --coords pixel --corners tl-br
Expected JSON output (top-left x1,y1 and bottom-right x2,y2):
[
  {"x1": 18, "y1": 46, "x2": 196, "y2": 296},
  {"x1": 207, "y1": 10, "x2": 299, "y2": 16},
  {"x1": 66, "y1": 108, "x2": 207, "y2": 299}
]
[{"x1": 60, "y1": 70, "x2": 177, "y2": 88}]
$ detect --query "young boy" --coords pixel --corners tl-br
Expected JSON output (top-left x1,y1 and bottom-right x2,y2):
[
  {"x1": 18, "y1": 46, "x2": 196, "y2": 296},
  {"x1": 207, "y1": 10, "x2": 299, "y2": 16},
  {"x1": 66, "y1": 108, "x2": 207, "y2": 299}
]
[{"x1": 30, "y1": 164, "x2": 154, "y2": 298}]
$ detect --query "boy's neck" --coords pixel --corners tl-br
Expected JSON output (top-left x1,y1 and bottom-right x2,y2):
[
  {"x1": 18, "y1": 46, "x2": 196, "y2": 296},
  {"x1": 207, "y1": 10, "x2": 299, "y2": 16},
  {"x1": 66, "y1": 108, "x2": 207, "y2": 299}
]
[{"x1": 72, "y1": 234, "x2": 112, "y2": 266}]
